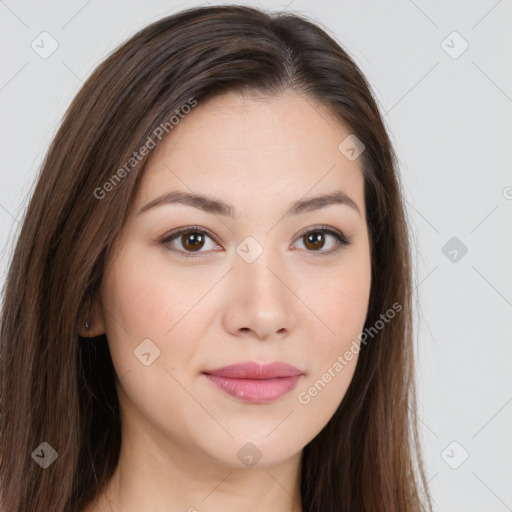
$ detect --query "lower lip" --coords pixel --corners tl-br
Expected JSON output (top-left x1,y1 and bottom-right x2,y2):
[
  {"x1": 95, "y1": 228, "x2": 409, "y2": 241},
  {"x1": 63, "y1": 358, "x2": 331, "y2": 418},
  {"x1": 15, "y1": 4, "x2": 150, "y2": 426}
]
[{"x1": 203, "y1": 374, "x2": 302, "y2": 403}]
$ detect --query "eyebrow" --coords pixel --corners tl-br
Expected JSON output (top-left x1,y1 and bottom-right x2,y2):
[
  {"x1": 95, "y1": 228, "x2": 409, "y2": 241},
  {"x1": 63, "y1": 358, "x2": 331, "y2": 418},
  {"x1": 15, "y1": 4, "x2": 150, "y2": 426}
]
[{"x1": 137, "y1": 189, "x2": 361, "y2": 218}]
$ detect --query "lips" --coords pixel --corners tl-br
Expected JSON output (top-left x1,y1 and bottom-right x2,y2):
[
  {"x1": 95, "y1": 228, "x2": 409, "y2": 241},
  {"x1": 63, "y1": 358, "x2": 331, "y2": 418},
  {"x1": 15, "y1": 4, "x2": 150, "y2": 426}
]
[
  {"x1": 202, "y1": 361, "x2": 304, "y2": 403},
  {"x1": 203, "y1": 361, "x2": 302, "y2": 379}
]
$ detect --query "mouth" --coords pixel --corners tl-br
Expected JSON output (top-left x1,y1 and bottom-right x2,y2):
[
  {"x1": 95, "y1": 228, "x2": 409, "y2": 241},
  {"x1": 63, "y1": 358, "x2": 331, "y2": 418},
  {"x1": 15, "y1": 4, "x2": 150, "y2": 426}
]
[{"x1": 202, "y1": 361, "x2": 304, "y2": 403}]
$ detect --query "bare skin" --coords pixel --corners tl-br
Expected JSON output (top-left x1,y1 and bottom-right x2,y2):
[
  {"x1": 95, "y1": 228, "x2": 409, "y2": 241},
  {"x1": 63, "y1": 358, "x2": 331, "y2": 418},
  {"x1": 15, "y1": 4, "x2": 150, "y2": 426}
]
[{"x1": 81, "y1": 90, "x2": 372, "y2": 512}]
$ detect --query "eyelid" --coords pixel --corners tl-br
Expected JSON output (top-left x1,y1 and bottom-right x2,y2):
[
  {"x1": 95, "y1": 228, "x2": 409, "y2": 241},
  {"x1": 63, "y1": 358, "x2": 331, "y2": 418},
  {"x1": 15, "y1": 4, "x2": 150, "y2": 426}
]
[
  {"x1": 161, "y1": 225, "x2": 221, "y2": 243},
  {"x1": 292, "y1": 224, "x2": 349, "y2": 245},
  {"x1": 290, "y1": 225, "x2": 352, "y2": 257},
  {"x1": 159, "y1": 225, "x2": 222, "y2": 259}
]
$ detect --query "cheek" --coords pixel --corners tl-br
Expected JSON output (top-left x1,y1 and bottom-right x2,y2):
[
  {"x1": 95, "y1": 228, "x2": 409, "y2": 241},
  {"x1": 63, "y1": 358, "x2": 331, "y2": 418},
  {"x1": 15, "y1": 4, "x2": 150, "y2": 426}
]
[
  {"x1": 300, "y1": 256, "x2": 371, "y2": 349},
  {"x1": 102, "y1": 247, "x2": 201, "y2": 338},
  {"x1": 100, "y1": 248, "x2": 217, "y2": 379},
  {"x1": 293, "y1": 254, "x2": 371, "y2": 414},
  {"x1": 100, "y1": 252, "x2": 170, "y2": 371},
  {"x1": 99, "y1": 252, "x2": 204, "y2": 420},
  {"x1": 293, "y1": 283, "x2": 366, "y2": 435}
]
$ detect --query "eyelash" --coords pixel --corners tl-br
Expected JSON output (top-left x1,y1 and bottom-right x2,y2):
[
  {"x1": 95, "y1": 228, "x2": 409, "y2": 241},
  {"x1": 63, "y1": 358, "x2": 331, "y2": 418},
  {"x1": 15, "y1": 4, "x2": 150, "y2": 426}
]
[{"x1": 159, "y1": 225, "x2": 352, "y2": 259}]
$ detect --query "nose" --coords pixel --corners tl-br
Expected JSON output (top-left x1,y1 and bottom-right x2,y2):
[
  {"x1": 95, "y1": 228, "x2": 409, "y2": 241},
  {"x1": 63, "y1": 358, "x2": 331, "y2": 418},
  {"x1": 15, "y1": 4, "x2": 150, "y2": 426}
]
[{"x1": 222, "y1": 248, "x2": 298, "y2": 341}]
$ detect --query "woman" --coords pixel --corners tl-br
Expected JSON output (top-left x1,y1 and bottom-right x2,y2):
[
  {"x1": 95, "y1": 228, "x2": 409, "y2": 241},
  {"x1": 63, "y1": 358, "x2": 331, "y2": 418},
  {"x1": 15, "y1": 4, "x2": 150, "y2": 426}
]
[{"x1": 0, "y1": 5, "x2": 432, "y2": 511}]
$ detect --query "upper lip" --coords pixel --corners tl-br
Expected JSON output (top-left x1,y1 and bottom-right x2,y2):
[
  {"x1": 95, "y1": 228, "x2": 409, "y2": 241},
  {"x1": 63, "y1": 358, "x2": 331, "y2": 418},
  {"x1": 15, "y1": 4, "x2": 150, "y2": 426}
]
[{"x1": 203, "y1": 361, "x2": 303, "y2": 379}]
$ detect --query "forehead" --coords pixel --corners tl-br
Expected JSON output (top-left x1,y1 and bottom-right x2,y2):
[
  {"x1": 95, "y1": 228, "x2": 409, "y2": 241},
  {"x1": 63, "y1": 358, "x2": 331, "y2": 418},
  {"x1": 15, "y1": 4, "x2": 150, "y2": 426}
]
[{"x1": 135, "y1": 91, "x2": 365, "y2": 215}]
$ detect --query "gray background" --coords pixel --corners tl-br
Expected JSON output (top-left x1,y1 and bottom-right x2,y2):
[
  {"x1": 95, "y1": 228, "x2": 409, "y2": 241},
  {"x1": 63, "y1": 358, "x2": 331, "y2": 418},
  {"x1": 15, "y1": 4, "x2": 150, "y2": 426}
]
[{"x1": 1, "y1": 1, "x2": 511, "y2": 511}]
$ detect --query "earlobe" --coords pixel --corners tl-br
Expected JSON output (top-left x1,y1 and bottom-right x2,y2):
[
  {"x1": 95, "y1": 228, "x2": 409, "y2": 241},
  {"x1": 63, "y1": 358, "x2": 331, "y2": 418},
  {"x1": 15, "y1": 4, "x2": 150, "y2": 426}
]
[
  {"x1": 79, "y1": 293, "x2": 106, "y2": 338},
  {"x1": 79, "y1": 319, "x2": 94, "y2": 338}
]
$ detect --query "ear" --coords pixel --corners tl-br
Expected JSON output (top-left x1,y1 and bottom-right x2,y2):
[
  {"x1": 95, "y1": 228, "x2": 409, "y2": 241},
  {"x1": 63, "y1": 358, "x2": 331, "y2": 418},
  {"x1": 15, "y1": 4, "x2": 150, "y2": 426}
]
[{"x1": 78, "y1": 293, "x2": 106, "y2": 338}]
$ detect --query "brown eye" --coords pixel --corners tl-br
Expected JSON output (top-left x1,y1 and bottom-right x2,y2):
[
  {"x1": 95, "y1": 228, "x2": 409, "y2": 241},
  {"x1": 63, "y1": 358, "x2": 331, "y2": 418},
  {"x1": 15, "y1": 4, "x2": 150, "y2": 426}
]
[
  {"x1": 293, "y1": 227, "x2": 351, "y2": 256},
  {"x1": 303, "y1": 231, "x2": 326, "y2": 251},
  {"x1": 180, "y1": 231, "x2": 205, "y2": 252},
  {"x1": 160, "y1": 227, "x2": 220, "y2": 259}
]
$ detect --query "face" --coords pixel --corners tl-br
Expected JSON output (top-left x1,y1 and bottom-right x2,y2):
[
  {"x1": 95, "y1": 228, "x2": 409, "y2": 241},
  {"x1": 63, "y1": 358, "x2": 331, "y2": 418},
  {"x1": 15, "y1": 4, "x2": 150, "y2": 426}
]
[{"x1": 92, "y1": 90, "x2": 372, "y2": 469}]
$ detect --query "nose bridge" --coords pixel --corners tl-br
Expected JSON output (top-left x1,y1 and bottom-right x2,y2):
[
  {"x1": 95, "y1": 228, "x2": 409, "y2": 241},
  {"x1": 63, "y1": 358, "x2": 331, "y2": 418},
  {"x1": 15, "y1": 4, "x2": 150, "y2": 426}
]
[
  {"x1": 235, "y1": 238, "x2": 286, "y2": 301},
  {"x1": 225, "y1": 236, "x2": 297, "y2": 338}
]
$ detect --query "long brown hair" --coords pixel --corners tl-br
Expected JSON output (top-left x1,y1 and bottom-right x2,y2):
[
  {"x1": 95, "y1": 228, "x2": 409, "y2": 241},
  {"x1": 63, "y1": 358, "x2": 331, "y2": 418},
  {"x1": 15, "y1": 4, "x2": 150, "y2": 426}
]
[{"x1": 0, "y1": 5, "x2": 432, "y2": 511}]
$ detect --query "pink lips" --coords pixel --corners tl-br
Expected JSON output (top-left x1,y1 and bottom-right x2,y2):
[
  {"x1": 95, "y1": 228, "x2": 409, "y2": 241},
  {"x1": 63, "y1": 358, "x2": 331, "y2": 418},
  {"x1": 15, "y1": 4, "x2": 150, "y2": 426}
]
[{"x1": 202, "y1": 361, "x2": 303, "y2": 403}]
